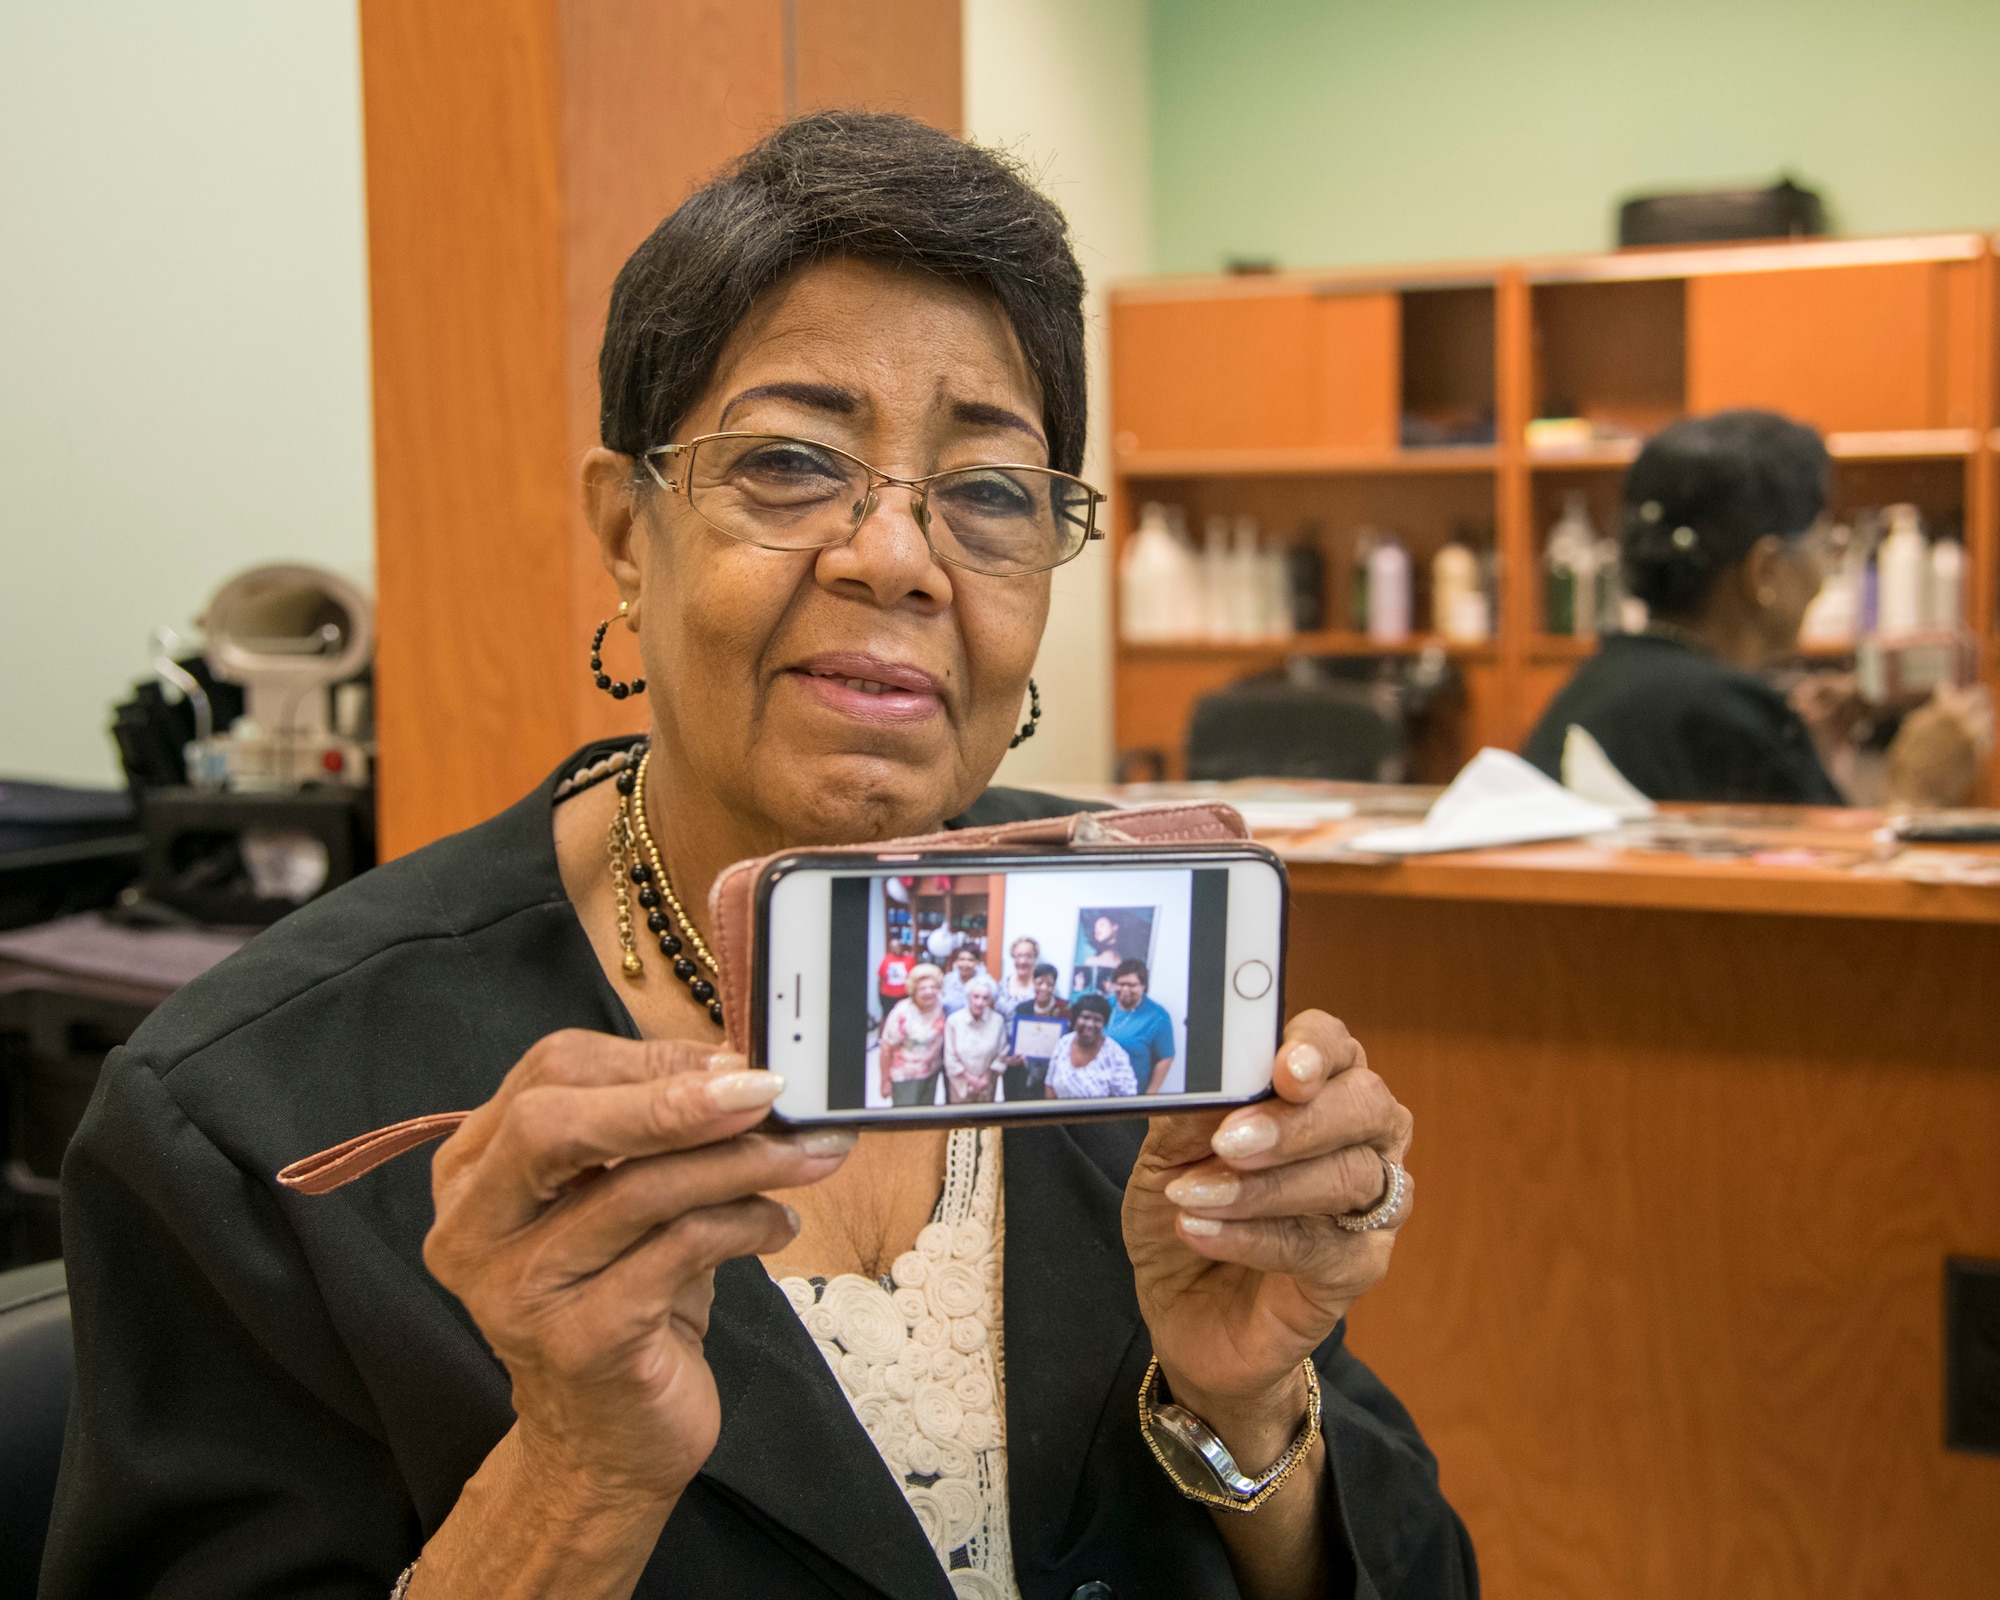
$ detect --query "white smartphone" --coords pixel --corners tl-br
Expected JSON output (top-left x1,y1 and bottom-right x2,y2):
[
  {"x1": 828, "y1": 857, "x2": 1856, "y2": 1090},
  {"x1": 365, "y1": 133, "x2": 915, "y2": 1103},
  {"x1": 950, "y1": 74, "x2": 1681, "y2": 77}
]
[{"x1": 755, "y1": 844, "x2": 1288, "y2": 1127}]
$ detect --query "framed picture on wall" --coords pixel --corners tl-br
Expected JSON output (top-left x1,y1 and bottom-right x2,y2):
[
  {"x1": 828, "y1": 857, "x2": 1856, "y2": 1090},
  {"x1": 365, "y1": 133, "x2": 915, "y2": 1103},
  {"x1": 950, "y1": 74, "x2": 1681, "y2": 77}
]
[{"x1": 1070, "y1": 906, "x2": 1156, "y2": 1001}]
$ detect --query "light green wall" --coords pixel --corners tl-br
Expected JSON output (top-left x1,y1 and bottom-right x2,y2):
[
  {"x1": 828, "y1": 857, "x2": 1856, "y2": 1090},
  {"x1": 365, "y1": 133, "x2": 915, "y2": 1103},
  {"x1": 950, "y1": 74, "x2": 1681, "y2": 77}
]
[
  {"x1": 0, "y1": 2, "x2": 372, "y2": 786},
  {"x1": 1150, "y1": 0, "x2": 2000, "y2": 274}
]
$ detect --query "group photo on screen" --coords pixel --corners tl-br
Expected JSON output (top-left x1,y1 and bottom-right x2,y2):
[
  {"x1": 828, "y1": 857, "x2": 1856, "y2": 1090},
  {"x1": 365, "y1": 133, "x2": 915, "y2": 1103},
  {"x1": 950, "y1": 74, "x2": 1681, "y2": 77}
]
[{"x1": 861, "y1": 868, "x2": 1194, "y2": 1109}]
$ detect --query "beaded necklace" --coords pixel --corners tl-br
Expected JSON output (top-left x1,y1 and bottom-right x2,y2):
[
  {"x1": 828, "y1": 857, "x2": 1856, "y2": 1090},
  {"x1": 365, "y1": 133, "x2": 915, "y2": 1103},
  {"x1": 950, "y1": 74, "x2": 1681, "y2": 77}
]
[{"x1": 608, "y1": 747, "x2": 724, "y2": 1027}]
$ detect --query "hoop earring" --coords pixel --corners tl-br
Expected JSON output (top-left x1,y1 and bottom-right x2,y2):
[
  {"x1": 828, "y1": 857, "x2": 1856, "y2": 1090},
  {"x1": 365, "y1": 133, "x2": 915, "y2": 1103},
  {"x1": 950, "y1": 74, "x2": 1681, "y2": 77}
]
[
  {"x1": 590, "y1": 601, "x2": 647, "y2": 701},
  {"x1": 1009, "y1": 678, "x2": 1041, "y2": 749}
]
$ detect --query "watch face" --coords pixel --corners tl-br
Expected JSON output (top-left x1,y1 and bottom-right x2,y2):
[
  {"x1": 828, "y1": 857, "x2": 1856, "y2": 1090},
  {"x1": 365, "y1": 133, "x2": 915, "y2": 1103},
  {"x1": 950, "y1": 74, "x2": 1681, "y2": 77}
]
[{"x1": 1152, "y1": 1410, "x2": 1231, "y2": 1494}]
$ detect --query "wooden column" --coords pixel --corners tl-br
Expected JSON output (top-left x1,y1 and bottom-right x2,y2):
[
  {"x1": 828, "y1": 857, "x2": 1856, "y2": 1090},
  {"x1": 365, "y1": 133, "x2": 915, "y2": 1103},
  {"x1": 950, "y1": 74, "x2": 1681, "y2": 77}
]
[{"x1": 362, "y1": 0, "x2": 962, "y2": 856}]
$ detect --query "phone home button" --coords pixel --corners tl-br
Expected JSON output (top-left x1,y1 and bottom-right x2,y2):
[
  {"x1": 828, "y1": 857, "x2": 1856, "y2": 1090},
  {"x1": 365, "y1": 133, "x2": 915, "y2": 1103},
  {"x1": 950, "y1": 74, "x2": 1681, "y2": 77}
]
[{"x1": 1231, "y1": 959, "x2": 1273, "y2": 1000}]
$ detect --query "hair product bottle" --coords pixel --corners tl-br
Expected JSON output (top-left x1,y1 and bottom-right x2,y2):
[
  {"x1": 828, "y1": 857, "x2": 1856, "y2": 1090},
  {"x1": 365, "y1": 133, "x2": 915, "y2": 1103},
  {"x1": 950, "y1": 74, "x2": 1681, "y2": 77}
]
[
  {"x1": 1876, "y1": 503, "x2": 1928, "y2": 637},
  {"x1": 1544, "y1": 492, "x2": 1598, "y2": 636},
  {"x1": 1432, "y1": 539, "x2": 1488, "y2": 643},
  {"x1": 1350, "y1": 527, "x2": 1379, "y2": 633},
  {"x1": 1928, "y1": 536, "x2": 1964, "y2": 631},
  {"x1": 1367, "y1": 535, "x2": 1412, "y2": 643}
]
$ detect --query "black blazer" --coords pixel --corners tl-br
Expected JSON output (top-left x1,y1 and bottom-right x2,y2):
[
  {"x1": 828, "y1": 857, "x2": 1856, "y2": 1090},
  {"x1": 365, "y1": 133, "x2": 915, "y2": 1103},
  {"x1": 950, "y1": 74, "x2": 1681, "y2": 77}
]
[{"x1": 45, "y1": 748, "x2": 1475, "y2": 1599}]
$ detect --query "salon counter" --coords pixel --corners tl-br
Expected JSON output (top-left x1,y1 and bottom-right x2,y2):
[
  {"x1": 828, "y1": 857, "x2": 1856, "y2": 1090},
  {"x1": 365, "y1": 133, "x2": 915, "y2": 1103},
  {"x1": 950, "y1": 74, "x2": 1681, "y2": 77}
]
[{"x1": 1063, "y1": 783, "x2": 2000, "y2": 1599}]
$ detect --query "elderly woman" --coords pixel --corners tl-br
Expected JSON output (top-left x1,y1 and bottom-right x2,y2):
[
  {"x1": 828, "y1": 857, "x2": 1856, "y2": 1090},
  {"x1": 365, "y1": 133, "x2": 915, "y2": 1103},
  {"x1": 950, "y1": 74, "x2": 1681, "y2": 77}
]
[
  {"x1": 941, "y1": 974, "x2": 1006, "y2": 1104},
  {"x1": 1046, "y1": 993, "x2": 1140, "y2": 1101},
  {"x1": 47, "y1": 114, "x2": 1470, "y2": 1600},
  {"x1": 878, "y1": 962, "x2": 948, "y2": 1108},
  {"x1": 999, "y1": 936, "x2": 1040, "y2": 1015}
]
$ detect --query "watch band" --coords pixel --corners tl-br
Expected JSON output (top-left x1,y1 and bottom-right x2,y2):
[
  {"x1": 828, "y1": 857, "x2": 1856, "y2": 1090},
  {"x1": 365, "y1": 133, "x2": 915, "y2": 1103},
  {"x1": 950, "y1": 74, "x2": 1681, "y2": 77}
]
[{"x1": 1137, "y1": 1356, "x2": 1322, "y2": 1513}]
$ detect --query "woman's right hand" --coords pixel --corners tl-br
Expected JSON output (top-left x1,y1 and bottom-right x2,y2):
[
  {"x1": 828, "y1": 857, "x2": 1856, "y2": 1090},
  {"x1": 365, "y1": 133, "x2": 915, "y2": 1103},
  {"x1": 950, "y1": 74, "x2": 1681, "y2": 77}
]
[{"x1": 422, "y1": 1030, "x2": 854, "y2": 1518}]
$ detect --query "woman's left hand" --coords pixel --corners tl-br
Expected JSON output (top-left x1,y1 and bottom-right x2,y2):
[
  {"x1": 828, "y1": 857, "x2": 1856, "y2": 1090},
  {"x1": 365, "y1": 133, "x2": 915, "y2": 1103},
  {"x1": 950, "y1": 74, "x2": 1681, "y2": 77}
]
[{"x1": 1123, "y1": 1010, "x2": 1413, "y2": 1437}]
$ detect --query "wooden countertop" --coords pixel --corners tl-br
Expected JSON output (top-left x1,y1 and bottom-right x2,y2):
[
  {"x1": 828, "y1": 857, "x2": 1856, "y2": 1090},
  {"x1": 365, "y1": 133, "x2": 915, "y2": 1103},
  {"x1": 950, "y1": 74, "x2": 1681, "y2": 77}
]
[{"x1": 1044, "y1": 782, "x2": 2000, "y2": 926}]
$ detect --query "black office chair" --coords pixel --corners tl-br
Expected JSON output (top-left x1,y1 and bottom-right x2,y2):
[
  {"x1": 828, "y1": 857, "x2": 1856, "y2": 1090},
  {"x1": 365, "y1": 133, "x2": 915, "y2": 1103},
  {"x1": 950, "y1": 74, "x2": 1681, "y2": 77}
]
[
  {"x1": 1187, "y1": 667, "x2": 1401, "y2": 783},
  {"x1": 0, "y1": 1259, "x2": 69, "y2": 1598}
]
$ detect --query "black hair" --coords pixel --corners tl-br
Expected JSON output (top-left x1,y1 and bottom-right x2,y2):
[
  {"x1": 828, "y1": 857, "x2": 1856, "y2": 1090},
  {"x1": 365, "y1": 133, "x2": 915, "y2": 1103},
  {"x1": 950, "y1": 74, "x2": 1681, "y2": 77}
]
[
  {"x1": 1032, "y1": 962, "x2": 1059, "y2": 983},
  {"x1": 1620, "y1": 409, "x2": 1828, "y2": 620},
  {"x1": 1072, "y1": 992, "x2": 1112, "y2": 1022},
  {"x1": 599, "y1": 111, "x2": 1088, "y2": 475},
  {"x1": 1112, "y1": 958, "x2": 1149, "y2": 985}
]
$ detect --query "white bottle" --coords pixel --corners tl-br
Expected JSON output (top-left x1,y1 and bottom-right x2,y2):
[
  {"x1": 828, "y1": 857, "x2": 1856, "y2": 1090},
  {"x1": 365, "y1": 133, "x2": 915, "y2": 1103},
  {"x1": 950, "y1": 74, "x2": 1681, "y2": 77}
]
[
  {"x1": 1928, "y1": 537, "x2": 1964, "y2": 632},
  {"x1": 1202, "y1": 516, "x2": 1234, "y2": 639},
  {"x1": 1800, "y1": 524, "x2": 1857, "y2": 645},
  {"x1": 1432, "y1": 540, "x2": 1487, "y2": 643},
  {"x1": 1367, "y1": 536, "x2": 1412, "y2": 643},
  {"x1": 1231, "y1": 516, "x2": 1267, "y2": 637},
  {"x1": 1119, "y1": 502, "x2": 1176, "y2": 641},
  {"x1": 1876, "y1": 503, "x2": 1928, "y2": 637},
  {"x1": 1262, "y1": 536, "x2": 1295, "y2": 639}
]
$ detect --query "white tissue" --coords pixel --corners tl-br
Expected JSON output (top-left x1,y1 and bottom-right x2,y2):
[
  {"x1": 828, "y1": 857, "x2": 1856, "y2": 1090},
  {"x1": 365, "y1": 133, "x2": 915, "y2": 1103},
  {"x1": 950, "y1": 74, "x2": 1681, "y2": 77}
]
[
  {"x1": 1345, "y1": 748, "x2": 1623, "y2": 855},
  {"x1": 1559, "y1": 725, "x2": 1656, "y2": 820}
]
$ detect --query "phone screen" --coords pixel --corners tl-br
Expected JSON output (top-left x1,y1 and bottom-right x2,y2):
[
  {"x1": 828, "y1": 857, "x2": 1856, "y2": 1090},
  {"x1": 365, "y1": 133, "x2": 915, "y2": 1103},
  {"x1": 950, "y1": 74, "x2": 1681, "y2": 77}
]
[{"x1": 824, "y1": 864, "x2": 1230, "y2": 1111}]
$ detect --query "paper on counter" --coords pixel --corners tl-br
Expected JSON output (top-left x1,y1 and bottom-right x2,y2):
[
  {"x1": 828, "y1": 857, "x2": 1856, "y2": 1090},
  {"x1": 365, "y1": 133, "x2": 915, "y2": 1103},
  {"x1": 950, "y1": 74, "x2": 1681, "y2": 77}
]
[
  {"x1": 1232, "y1": 799, "x2": 1358, "y2": 832},
  {"x1": 1560, "y1": 725, "x2": 1656, "y2": 820},
  {"x1": 1344, "y1": 748, "x2": 1623, "y2": 855}
]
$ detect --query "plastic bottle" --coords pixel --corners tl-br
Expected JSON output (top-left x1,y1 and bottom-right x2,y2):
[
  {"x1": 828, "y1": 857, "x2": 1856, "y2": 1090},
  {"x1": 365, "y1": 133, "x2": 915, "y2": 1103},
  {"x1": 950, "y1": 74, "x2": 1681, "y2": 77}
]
[
  {"x1": 1432, "y1": 540, "x2": 1487, "y2": 643},
  {"x1": 1119, "y1": 502, "x2": 1203, "y2": 640},
  {"x1": 1349, "y1": 528, "x2": 1379, "y2": 634},
  {"x1": 1367, "y1": 535, "x2": 1412, "y2": 643},
  {"x1": 1928, "y1": 537, "x2": 1964, "y2": 631},
  {"x1": 1799, "y1": 523, "x2": 1858, "y2": 645},
  {"x1": 1262, "y1": 534, "x2": 1295, "y2": 639},
  {"x1": 1594, "y1": 535, "x2": 1625, "y2": 634},
  {"x1": 1119, "y1": 502, "x2": 1167, "y2": 640},
  {"x1": 1202, "y1": 516, "x2": 1233, "y2": 639},
  {"x1": 1286, "y1": 525, "x2": 1326, "y2": 632},
  {"x1": 1231, "y1": 516, "x2": 1267, "y2": 637},
  {"x1": 1544, "y1": 492, "x2": 1598, "y2": 636},
  {"x1": 1876, "y1": 503, "x2": 1928, "y2": 637}
]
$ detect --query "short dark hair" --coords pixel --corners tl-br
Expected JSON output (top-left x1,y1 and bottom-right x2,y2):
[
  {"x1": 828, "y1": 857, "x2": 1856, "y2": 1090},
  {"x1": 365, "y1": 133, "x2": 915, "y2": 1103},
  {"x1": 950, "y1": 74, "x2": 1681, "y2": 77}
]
[
  {"x1": 1112, "y1": 958, "x2": 1149, "y2": 986},
  {"x1": 599, "y1": 111, "x2": 1088, "y2": 474},
  {"x1": 1032, "y1": 962, "x2": 1059, "y2": 983},
  {"x1": 1071, "y1": 992, "x2": 1112, "y2": 1022},
  {"x1": 1620, "y1": 409, "x2": 1828, "y2": 620}
]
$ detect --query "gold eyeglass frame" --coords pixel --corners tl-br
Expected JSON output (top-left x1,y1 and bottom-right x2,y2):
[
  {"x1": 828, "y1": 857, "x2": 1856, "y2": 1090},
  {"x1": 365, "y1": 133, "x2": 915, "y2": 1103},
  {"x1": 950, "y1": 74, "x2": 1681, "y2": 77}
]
[{"x1": 640, "y1": 432, "x2": 1106, "y2": 578}]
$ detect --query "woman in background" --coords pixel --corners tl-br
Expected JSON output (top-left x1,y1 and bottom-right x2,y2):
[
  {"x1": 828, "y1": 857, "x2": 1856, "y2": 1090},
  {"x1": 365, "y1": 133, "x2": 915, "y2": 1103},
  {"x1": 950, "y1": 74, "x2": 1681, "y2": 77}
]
[
  {"x1": 879, "y1": 963, "x2": 947, "y2": 1106},
  {"x1": 1524, "y1": 409, "x2": 1981, "y2": 804},
  {"x1": 941, "y1": 974, "x2": 1005, "y2": 1103},
  {"x1": 999, "y1": 935, "x2": 1039, "y2": 1016},
  {"x1": 1001, "y1": 961, "x2": 1069, "y2": 1102}
]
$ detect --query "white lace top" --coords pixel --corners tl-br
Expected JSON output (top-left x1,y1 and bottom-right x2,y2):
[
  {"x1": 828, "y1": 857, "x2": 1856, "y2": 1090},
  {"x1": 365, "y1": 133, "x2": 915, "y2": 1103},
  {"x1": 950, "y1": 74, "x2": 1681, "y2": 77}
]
[{"x1": 773, "y1": 1128, "x2": 1019, "y2": 1600}]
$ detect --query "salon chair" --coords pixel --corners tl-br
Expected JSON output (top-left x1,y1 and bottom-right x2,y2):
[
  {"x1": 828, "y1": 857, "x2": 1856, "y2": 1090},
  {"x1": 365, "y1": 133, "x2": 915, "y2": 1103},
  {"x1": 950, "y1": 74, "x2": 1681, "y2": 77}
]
[
  {"x1": 1185, "y1": 650, "x2": 1460, "y2": 785},
  {"x1": 0, "y1": 1258, "x2": 69, "y2": 1598}
]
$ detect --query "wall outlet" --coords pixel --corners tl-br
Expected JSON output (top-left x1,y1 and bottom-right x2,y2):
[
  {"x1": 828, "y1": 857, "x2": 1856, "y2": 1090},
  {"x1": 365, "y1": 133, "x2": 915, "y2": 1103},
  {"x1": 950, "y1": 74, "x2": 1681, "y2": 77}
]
[{"x1": 1945, "y1": 1257, "x2": 2000, "y2": 1456}]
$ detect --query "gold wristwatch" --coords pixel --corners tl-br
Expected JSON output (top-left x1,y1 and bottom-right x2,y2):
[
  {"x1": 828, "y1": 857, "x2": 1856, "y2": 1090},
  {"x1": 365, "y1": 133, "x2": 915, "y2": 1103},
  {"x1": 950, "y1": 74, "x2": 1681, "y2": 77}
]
[{"x1": 1137, "y1": 1357, "x2": 1322, "y2": 1513}]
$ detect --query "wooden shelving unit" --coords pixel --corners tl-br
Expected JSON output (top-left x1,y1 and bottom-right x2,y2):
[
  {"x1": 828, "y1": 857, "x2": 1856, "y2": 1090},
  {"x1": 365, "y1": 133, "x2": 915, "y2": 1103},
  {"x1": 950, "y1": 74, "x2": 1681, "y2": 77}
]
[{"x1": 1109, "y1": 233, "x2": 2000, "y2": 793}]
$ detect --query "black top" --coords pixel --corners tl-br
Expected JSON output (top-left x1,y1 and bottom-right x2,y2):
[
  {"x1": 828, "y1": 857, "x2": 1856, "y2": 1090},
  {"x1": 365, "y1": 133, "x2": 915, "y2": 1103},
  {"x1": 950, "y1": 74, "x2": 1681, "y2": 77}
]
[
  {"x1": 1522, "y1": 633, "x2": 1843, "y2": 806},
  {"x1": 46, "y1": 744, "x2": 1474, "y2": 1600}
]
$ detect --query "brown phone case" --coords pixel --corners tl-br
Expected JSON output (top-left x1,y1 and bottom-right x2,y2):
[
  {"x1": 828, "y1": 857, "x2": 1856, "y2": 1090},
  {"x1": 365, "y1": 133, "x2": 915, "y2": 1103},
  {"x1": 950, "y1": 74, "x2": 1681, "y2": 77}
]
[{"x1": 276, "y1": 801, "x2": 1249, "y2": 1194}]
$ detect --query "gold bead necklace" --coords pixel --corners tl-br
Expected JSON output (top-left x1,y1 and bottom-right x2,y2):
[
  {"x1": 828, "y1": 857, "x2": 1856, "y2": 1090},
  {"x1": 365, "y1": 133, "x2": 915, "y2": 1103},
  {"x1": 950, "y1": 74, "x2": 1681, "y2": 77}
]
[{"x1": 609, "y1": 748, "x2": 723, "y2": 1026}]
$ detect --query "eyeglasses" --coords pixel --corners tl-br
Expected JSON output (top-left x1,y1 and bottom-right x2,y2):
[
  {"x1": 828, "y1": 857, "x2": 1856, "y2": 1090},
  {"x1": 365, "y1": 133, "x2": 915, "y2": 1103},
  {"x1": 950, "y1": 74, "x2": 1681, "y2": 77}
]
[{"x1": 642, "y1": 433, "x2": 1105, "y2": 578}]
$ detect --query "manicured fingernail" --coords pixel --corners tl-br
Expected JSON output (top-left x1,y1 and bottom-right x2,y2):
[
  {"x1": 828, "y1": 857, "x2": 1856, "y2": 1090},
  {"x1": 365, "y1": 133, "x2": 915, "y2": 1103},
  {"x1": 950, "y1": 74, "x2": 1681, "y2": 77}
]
[
  {"x1": 1178, "y1": 1213, "x2": 1224, "y2": 1237},
  {"x1": 705, "y1": 1051, "x2": 749, "y2": 1073},
  {"x1": 1213, "y1": 1115, "x2": 1278, "y2": 1159},
  {"x1": 1286, "y1": 1043, "x2": 1324, "y2": 1085},
  {"x1": 707, "y1": 1070, "x2": 784, "y2": 1111},
  {"x1": 1165, "y1": 1173, "x2": 1240, "y2": 1208},
  {"x1": 781, "y1": 1203, "x2": 801, "y2": 1232},
  {"x1": 797, "y1": 1128, "x2": 859, "y2": 1157}
]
